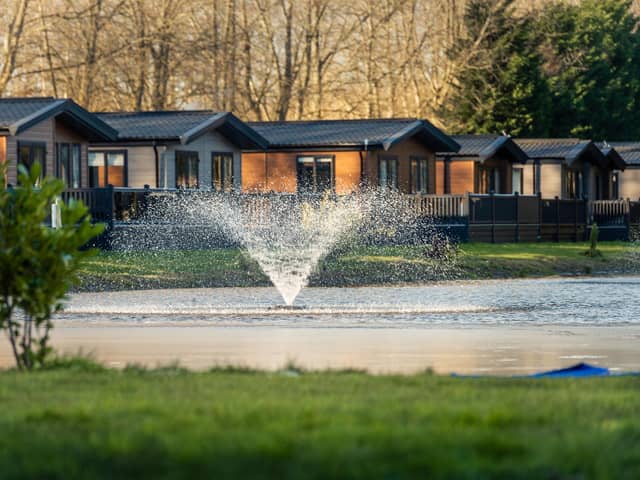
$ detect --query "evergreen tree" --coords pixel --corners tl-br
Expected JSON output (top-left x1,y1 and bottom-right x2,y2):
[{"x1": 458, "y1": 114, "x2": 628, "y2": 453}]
[
  {"x1": 540, "y1": 0, "x2": 640, "y2": 140},
  {"x1": 444, "y1": 0, "x2": 551, "y2": 136}
]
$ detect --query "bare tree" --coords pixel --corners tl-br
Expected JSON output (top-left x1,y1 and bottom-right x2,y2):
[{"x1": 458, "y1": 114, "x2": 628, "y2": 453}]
[
  {"x1": 0, "y1": 0, "x2": 30, "y2": 95},
  {"x1": 0, "y1": 0, "x2": 632, "y2": 124}
]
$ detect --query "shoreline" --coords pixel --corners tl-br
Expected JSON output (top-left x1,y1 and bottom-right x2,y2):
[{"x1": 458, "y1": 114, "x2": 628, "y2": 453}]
[
  {"x1": 76, "y1": 269, "x2": 640, "y2": 294},
  {"x1": 75, "y1": 242, "x2": 640, "y2": 292}
]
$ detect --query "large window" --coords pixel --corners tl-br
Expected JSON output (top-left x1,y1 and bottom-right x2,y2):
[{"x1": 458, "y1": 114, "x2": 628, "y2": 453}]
[
  {"x1": 296, "y1": 156, "x2": 334, "y2": 193},
  {"x1": 212, "y1": 152, "x2": 234, "y2": 192},
  {"x1": 512, "y1": 167, "x2": 523, "y2": 194},
  {"x1": 563, "y1": 167, "x2": 583, "y2": 199},
  {"x1": 175, "y1": 151, "x2": 199, "y2": 189},
  {"x1": 88, "y1": 150, "x2": 127, "y2": 187},
  {"x1": 475, "y1": 165, "x2": 500, "y2": 194},
  {"x1": 378, "y1": 156, "x2": 398, "y2": 189},
  {"x1": 410, "y1": 157, "x2": 429, "y2": 194},
  {"x1": 17, "y1": 141, "x2": 46, "y2": 186},
  {"x1": 57, "y1": 143, "x2": 81, "y2": 188}
]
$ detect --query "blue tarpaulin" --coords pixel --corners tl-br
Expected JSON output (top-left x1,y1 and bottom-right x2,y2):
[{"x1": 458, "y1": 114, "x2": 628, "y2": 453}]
[
  {"x1": 530, "y1": 362, "x2": 610, "y2": 378},
  {"x1": 451, "y1": 362, "x2": 617, "y2": 378}
]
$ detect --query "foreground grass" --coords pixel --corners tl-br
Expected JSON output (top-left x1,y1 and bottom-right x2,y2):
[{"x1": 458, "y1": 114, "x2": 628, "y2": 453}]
[
  {"x1": 76, "y1": 241, "x2": 640, "y2": 291},
  {"x1": 0, "y1": 367, "x2": 638, "y2": 479}
]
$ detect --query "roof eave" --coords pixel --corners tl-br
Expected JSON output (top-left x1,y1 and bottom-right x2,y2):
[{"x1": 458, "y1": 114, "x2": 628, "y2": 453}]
[
  {"x1": 10, "y1": 99, "x2": 118, "y2": 141},
  {"x1": 9, "y1": 99, "x2": 66, "y2": 135},
  {"x1": 382, "y1": 120, "x2": 460, "y2": 153},
  {"x1": 605, "y1": 149, "x2": 627, "y2": 171},
  {"x1": 480, "y1": 137, "x2": 529, "y2": 164},
  {"x1": 179, "y1": 112, "x2": 227, "y2": 144},
  {"x1": 261, "y1": 142, "x2": 383, "y2": 152},
  {"x1": 565, "y1": 141, "x2": 593, "y2": 166},
  {"x1": 179, "y1": 112, "x2": 269, "y2": 149}
]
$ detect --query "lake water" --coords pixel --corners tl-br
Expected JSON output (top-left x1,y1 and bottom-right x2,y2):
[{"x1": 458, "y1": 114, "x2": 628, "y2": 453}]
[{"x1": 2, "y1": 277, "x2": 639, "y2": 374}]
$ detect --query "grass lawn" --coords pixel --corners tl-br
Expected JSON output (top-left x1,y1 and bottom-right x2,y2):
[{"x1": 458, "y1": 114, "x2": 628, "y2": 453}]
[
  {"x1": 76, "y1": 241, "x2": 640, "y2": 291},
  {"x1": 0, "y1": 366, "x2": 638, "y2": 479}
]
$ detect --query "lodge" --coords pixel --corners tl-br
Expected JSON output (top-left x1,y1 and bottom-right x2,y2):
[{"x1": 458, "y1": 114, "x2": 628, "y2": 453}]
[
  {"x1": 243, "y1": 118, "x2": 458, "y2": 194},
  {"x1": 1, "y1": 96, "x2": 639, "y2": 242}
]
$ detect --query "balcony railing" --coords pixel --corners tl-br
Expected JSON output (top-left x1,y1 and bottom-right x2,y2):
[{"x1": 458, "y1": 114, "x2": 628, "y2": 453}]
[{"x1": 410, "y1": 194, "x2": 467, "y2": 217}]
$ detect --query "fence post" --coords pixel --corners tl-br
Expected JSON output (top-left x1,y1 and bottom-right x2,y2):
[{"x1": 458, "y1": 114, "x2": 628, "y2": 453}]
[
  {"x1": 514, "y1": 192, "x2": 520, "y2": 243},
  {"x1": 555, "y1": 196, "x2": 560, "y2": 243},
  {"x1": 537, "y1": 192, "x2": 542, "y2": 241},
  {"x1": 574, "y1": 197, "x2": 578, "y2": 242},
  {"x1": 583, "y1": 197, "x2": 589, "y2": 241},
  {"x1": 142, "y1": 184, "x2": 151, "y2": 220},
  {"x1": 107, "y1": 184, "x2": 115, "y2": 229},
  {"x1": 491, "y1": 191, "x2": 496, "y2": 244},
  {"x1": 625, "y1": 199, "x2": 631, "y2": 241}
]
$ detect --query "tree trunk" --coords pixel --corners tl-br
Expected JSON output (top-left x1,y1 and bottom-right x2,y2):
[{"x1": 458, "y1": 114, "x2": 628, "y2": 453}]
[{"x1": 0, "y1": 0, "x2": 30, "y2": 95}]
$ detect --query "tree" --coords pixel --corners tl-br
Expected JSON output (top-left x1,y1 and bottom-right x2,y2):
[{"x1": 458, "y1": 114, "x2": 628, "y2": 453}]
[
  {"x1": 539, "y1": 0, "x2": 640, "y2": 140},
  {"x1": 443, "y1": 0, "x2": 551, "y2": 135},
  {"x1": 0, "y1": 164, "x2": 103, "y2": 370},
  {"x1": 0, "y1": 0, "x2": 30, "y2": 95}
]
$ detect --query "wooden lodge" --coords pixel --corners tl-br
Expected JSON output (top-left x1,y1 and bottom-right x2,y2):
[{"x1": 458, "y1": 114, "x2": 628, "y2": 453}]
[
  {"x1": 0, "y1": 98, "x2": 117, "y2": 187},
  {"x1": 1, "y1": 96, "x2": 639, "y2": 243},
  {"x1": 435, "y1": 135, "x2": 529, "y2": 196},
  {"x1": 514, "y1": 138, "x2": 625, "y2": 201},
  {"x1": 89, "y1": 111, "x2": 268, "y2": 190},
  {"x1": 243, "y1": 119, "x2": 459, "y2": 194},
  {"x1": 604, "y1": 142, "x2": 640, "y2": 200}
]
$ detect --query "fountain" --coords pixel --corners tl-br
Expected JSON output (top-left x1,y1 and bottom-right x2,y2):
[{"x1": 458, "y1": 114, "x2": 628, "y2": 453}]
[
  {"x1": 228, "y1": 194, "x2": 365, "y2": 305},
  {"x1": 112, "y1": 189, "x2": 429, "y2": 306}
]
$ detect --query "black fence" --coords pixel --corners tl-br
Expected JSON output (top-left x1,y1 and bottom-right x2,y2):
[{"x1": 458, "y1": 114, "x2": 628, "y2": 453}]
[
  {"x1": 60, "y1": 188, "x2": 635, "y2": 245},
  {"x1": 468, "y1": 194, "x2": 541, "y2": 242},
  {"x1": 466, "y1": 194, "x2": 630, "y2": 242}
]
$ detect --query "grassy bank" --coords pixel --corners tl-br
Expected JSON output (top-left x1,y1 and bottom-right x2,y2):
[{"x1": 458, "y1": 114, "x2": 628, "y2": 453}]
[
  {"x1": 76, "y1": 241, "x2": 640, "y2": 291},
  {"x1": 0, "y1": 366, "x2": 638, "y2": 479}
]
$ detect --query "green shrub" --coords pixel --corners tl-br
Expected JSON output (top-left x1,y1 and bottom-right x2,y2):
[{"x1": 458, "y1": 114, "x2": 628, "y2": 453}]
[{"x1": 0, "y1": 163, "x2": 103, "y2": 370}]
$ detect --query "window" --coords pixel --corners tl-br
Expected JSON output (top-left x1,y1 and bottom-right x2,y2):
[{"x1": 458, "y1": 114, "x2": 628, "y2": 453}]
[
  {"x1": 475, "y1": 165, "x2": 500, "y2": 193},
  {"x1": 88, "y1": 150, "x2": 127, "y2": 187},
  {"x1": 56, "y1": 143, "x2": 81, "y2": 188},
  {"x1": 212, "y1": 152, "x2": 234, "y2": 192},
  {"x1": 379, "y1": 156, "x2": 398, "y2": 189},
  {"x1": 512, "y1": 168, "x2": 523, "y2": 194},
  {"x1": 17, "y1": 142, "x2": 46, "y2": 186},
  {"x1": 175, "y1": 151, "x2": 199, "y2": 189},
  {"x1": 612, "y1": 172, "x2": 619, "y2": 199},
  {"x1": 410, "y1": 157, "x2": 429, "y2": 194},
  {"x1": 563, "y1": 167, "x2": 583, "y2": 199},
  {"x1": 296, "y1": 156, "x2": 334, "y2": 193}
]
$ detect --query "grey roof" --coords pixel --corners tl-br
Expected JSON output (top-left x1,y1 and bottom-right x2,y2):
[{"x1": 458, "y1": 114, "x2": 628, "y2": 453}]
[
  {"x1": 249, "y1": 118, "x2": 460, "y2": 153},
  {"x1": 515, "y1": 138, "x2": 590, "y2": 160},
  {"x1": 0, "y1": 97, "x2": 61, "y2": 127},
  {"x1": 96, "y1": 110, "x2": 268, "y2": 148},
  {"x1": 97, "y1": 111, "x2": 222, "y2": 140},
  {"x1": 440, "y1": 135, "x2": 528, "y2": 163},
  {"x1": 604, "y1": 142, "x2": 640, "y2": 166},
  {"x1": 0, "y1": 97, "x2": 117, "y2": 140},
  {"x1": 514, "y1": 138, "x2": 612, "y2": 168}
]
